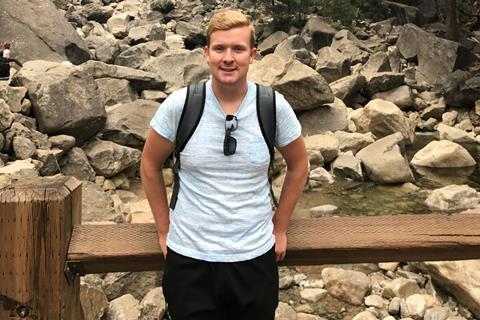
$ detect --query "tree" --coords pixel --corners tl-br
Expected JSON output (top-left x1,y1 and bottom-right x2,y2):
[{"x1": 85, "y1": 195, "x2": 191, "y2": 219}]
[{"x1": 446, "y1": 0, "x2": 459, "y2": 41}]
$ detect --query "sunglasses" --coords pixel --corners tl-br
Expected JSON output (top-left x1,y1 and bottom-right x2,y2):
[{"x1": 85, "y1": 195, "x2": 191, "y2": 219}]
[{"x1": 224, "y1": 115, "x2": 238, "y2": 156}]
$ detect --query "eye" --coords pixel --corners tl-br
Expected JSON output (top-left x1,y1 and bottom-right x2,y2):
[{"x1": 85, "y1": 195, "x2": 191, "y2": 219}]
[
  {"x1": 213, "y1": 46, "x2": 224, "y2": 52},
  {"x1": 234, "y1": 46, "x2": 246, "y2": 53}
]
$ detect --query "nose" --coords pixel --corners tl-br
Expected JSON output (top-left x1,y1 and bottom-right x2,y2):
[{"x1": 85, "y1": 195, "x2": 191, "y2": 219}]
[{"x1": 222, "y1": 48, "x2": 234, "y2": 62}]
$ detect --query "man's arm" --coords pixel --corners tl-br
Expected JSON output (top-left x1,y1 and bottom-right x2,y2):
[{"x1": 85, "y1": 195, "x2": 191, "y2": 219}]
[
  {"x1": 273, "y1": 135, "x2": 309, "y2": 262},
  {"x1": 141, "y1": 129, "x2": 175, "y2": 258}
]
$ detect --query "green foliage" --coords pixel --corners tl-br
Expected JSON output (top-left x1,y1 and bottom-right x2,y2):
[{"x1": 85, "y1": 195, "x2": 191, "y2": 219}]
[
  {"x1": 52, "y1": 0, "x2": 65, "y2": 8},
  {"x1": 203, "y1": 3, "x2": 214, "y2": 12},
  {"x1": 372, "y1": 44, "x2": 387, "y2": 53},
  {"x1": 253, "y1": 0, "x2": 321, "y2": 31},
  {"x1": 320, "y1": 0, "x2": 389, "y2": 28}
]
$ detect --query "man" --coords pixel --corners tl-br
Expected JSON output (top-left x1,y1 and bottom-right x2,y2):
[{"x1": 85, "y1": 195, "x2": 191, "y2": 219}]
[{"x1": 141, "y1": 9, "x2": 308, "y2": 320}]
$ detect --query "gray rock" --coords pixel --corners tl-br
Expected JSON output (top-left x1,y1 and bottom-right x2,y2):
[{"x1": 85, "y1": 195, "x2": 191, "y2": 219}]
[
  {"x1": 424, "y1": 184, "x2": 480, "y2": 212},
  {"x1": 141, "y1": 48, "x2": 209, "y2": 93},
  {"x1": 356, "y1": 133, "x2": 414, "y2": 184},
  {"x1": 299, "y1": 98, "x2": 348, "y2": 136},
  {"x1": 274, "y1": 35, "x2": 313, "y2": 67},
  {"x1": 300, "y1": 16, "x2": 336, "y2": 53},
  {"x1": 334, "y1": 131, "x2": 375, "y2": 155},
  {"x1": 0, "y1": 99, "x2": 14, "y2": 132},
  {"x1": 48, "y1": 135, "x2": 76, "y2": 152},
  {"x1": 12, "y1": 136, "x2": 35, "y2": 160},
  {"x1": 388, "y1": 297, "x2": 402, "y2": 316},
  {"x1": 95, "y1": 78, "x2": 137, "y2": 106},
  {"x1": 364, "y1": 72, "x2": 405, "y2": 97},
  {"x1": 258, "y1": 31, "x2": 289, "y2": 55},
  {"x1": 249, "y1": 54, "x2": 334, "y2": 111},
  {"x1": 81, "y1": 181, "x2": 116, "y2": 222},
  {"x1": 305, "y1": 133, "x2": 339, "y2": 163},
  {"x1": 0, "y1": 0, "x2": 90, "y2": 64},
  {"x1": 405, "y1": 294, "x2": 427, "y2": 319},
  {"x1": 382, "y1": 278, "x2": 420, "y2": 299},
  {"x1": 300, "y1": 288, "x2": 327, "y2": 303},
  {"x1": 106, "y1": 294, "x2": 141, "y2": 320},
  {"x1": 437, "y1": 123, "x2": 476, "y2": 144},
  {"x1": 330, "y1": 74, "x2": 367, "y2": 107},
  {"x1": 35, "y1": 150, "x2": 61, "y2": 176},
  {"x1": 372, "y1": 85, "x2": 413, "y2": 110},
  {"x1": 424, "y1": 306, "x2": 451, "y2": 320},
  {"x1": 411, "y1": 140, "x2": 476, "y2": 168},
  {"x1": 80, "y1": 278, "x2": 109, "y2": 320},
  {"x1": 5, "y1": 86, "x2": 28, "y2": 113},
  {"x1": 275, "y1": 302, "x2": 297, "y2": 320},
  {"x1": 59, "y1": 147, "x2": 96, "y2": 182},
  {"x1": 310, "y1": 204, "x2": 338, "y2": 218},
  {"x1": 141, "y1": 287, "x2": 167, "y2": 320},
  {"x1": 316, "y1": 47, "x2": 350, "y2": 83},
  {"x1": 352, "y1": 311, "x2": 378, "y2": 320},
  {"x1": 322, "y1": 267, "x2": 371, "y2": 306},
  {"x1": 83, "y1": 140, "x2": 141, "y2": 178},
  {"x1": 12, "y1": 61, "x2": 106, "y2": 145},
  {"x1": 101, "y1": 99, "x2": 158, "y2": 148},
  {"x1": 331, "y1": 154, "x2": 363, "y2": 181},
  {"x1": 115, "y1": 40, "x2": 169, "y2": 69}
]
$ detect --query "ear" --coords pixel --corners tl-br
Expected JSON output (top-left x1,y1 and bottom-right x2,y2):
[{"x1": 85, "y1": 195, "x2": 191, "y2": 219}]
[
  {"x1": 249, "y1": 47, "x2": 257, "y2": 64},
  {"x1": 204, "y1": 46, "x2": 210, "y2": 62}
]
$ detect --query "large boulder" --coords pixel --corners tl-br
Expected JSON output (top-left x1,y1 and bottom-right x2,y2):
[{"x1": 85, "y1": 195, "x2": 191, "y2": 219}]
[
  {"x1": 422, "y1": 261, "x2": 480, "y2": 318},
  {"x1": 425, "y1": 184, "x2": 480, "y2": 212},
  {"x1": 330, "y1": 74, "x2": 367, "y2": 107},
  {"x1": 300, "y1": 16, "x2": 336, "y2": 53},
  {"x1": 352, "y1": 99, "x2": 415, "y2": 145},
  {"x1": 140, "y1": 48, "x2": 209, "y2": 93},
  {"x1": 83, "y1": 140, "x2": 141, "y2": 178},
  {"x1": 356, "y1": 133, "x2": 415, "y2": 184},
  {"x1": 249, "y1": 54, "x2": 334, "y2": 111},
  {"x1": 101, "y1": 99, "x2": 159, "y2": 148},
  {"x1": 298, "y1": 98, "x2": 348, "y2": 136},
  {"x1": 0, "y1": 0, "x2": 90, "y2": 64},
  {"x1": 411, "y1": 140, "x2": 476, "y2": 168},
  {"x1": 315, "y1": 47, "x2": 351, "y2": 83},
  {"x1": 322, "y1": 267, "x2": 371, "y2": 306},
  {"x1": 396, "y1": 24, "x2": 478, "y2": 88},
  {"x1": 11, "y1": 61, "x2": 106, "y2": 145}
]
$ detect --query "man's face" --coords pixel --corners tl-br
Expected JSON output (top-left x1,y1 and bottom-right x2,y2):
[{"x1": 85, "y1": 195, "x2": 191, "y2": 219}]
[{"x1": 204, "y1": 26, "x2": 257, "y2": 87}]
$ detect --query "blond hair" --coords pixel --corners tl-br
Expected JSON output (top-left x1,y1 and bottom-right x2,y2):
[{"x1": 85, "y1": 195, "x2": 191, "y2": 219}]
[{"x1": 206, "y1": 10, "x2": 255, "y2": 48}]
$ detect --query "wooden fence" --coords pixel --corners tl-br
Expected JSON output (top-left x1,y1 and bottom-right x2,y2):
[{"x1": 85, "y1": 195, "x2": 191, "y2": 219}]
[{"x1": 2, "y1": 176, "x2": 480, "y2": 319}]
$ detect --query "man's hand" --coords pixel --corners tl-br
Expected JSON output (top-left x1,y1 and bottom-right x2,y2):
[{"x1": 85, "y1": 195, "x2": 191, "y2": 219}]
[
  {"x1": 274, "y1": 231, "x2": 287, "y2": 262},
  {"x1": 159, "y1": 232, "x2": 168, "y2": 259}
]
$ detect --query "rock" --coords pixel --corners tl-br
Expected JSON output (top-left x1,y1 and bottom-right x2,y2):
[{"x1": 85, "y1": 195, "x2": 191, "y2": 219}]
[
  {"x1": 141, "y1": 287, "x2": 167, "y2": 320},
  {"x1": 334, "y1": 131, "x2": 375, "y2": 155},
  {"x1": 274, "y1": 35, "x2": 313, "y2": 67},
  {"x1": 300, "y1": 16, "x2": 336, "y2": 53},
  {"x1": 102, "y1": 271, "x2": 162, "y2": 301},
  {"x1": 249, "y1": 54, "x2": 334, "y2": 111},
  {"x1": 305, "y1": 133, "x2": 339, "y2": 163},
  {"x1": 101, "y1": 99, "x2": 158, "y2": 148},
  {"x1": 322, "y1": 267, "x2": 371, "y2": 306},
  {"x1": 0, "y1": 99, "x2": 14, "y2": 132},
  {"x1": 59, "y1": 147, "x2": 96, "y2": 182},
  {"x1": 299, "y1": 98, "x2": 348, "y2": 135},
  {"x1": 80, "y1": 280, "x2": 109, "y2": 320},
  {"x1": 115, "y1": 40, "x2": 169, "y2": 69},
  {"x1": 315, "y1": 47, "x2": 350, "y2": 83},
  {"x1": 331, "y1": 154, "x2": 363, "y2": 181},
  {"x1": 297, "y1": 313, "x2": 325, "y2": 320},
  {"x1": 0, "y1": 0, "x2": 90, "y2": 64},
  {"x1": 405, "y1": 294, "x2": 427, "y2": 319},
  {"x1": 275, "y1": 301, "x2": 298, "y2": 320},
  {"x1": 310, "y1": 204, "x2": 338, "y2": 218},
  {"x1": 35, "y1": 150, "x2": 61, "y2": 176},
  {"x1": 356, "y1": 133, "x2": 415, "y2": 184},
  {"x1": 12, "y1": 61, "x2": 106, "y2": 145},
  {"x1": 437, "y1": 123, "x2": 476, "y2": 144},
  {"x1": 0, "y1": 158, "x2": 39, "y2": 176},
  {"x1": 411, "y1": 140, "x2": 476, "y2": 168},
  {"x1": 175, "y1": 21, "x2": 205, "y2": 49},
  {"x1": 425, "y1": 184, "x2": 480, "y2": 212},
  {"x1": 106, "y1": 294, "x2": 141, "y2": 320},
  {"x1": 382, "y1": 278, "x2": 421, "y2": 299},
  {"x1": 5, "y1": 86, "x2": 28, "y2": 113},
  {"x1": 372, "y1": 85, "x2": 413, "y2": 110},
  {"x1": 141, "y1": 48, "x2": 209, "y2": 93},
  {"x1": 330, "y1": 74, "x2": 367, "y2": 107},
  {"x1": 421, "y1": 97, "x2": 447, "y2": 121},
  {"x1": 361, "y1": 52, "x2": 391, "y2": 74},
  {"x1": 396, "y1": 24, "x2": 478, "y2": 88},
  {"x1": 12, "y1": 136, "x2": 36, "y2": 160},
  {"x1": 423, "y1": 306, "x2": 451, "y2": 320},
  {"x1": 83, "y1": 140, "x2": 141, "y2": 178},
  {"x1": 81, "y1": 181, "x2": 116, "y2": 222},
  {"x1": 365, "y1": 295, "x2": 387, "y2": 309},
  {"x1": 49, "y1": 135, "x2": 76, "y2": 153},
  {"x1": 300, "y1": 288, "x2": 327, "y2": 303},
  {"x1": 95, "y1": 78, "x2": 137, "y2": 106},
  {"x1": 388, "y1": 297, "x2": 402, "y2": 316},
  {"x1": 106, "y1": 12, "x2": 131, "y2": 38},
  {"x1": 258, "y1": 31, "x2": 289, "y2": 55},
  {"x1": 279, "y1": 274, "x2": 295, "y2": 289},
  {"x1": 309, "y1": 167, "x2": 334, "y2": 187},
  {"x1": 352, "y1": 311, "x2": 379, "y2": 320},
  {"x1": 331, "y1": 30, "x2": 371, "y2": 64},
  {"x1": 378, "y1": 262, "x2": 400, "y2": 272}
]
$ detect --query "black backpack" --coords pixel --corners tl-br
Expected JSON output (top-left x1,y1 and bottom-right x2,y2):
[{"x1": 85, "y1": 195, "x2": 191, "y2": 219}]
[{"x1": 169, "y1": 82, "x2": 279, "y2": 209}]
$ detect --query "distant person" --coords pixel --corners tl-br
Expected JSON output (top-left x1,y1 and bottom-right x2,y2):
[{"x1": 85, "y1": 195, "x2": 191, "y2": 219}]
[{"x1": 0, "y1": 42, "x2": 22, "y2": 80}]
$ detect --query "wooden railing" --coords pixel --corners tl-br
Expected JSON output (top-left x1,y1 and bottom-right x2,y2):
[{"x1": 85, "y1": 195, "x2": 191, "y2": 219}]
[{"x1": 2, "y1": 176, "x2": 480, "y2": 319}]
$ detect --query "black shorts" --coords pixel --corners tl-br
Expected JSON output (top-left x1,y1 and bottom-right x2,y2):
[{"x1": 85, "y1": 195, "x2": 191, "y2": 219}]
[{"x1": 162, "y1": 246, "x2": 279, "y2": 320}]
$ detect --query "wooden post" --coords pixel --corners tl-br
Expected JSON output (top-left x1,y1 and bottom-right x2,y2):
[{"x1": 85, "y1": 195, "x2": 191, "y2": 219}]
[{"x1": 0, "y1": 175, "x2": 82, "y2": 320}]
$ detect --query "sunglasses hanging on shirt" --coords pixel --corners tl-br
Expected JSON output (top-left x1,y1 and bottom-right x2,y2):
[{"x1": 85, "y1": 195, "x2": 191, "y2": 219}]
[{"x1": 224, "y1": 115, "x2": 237, "y2": 156}]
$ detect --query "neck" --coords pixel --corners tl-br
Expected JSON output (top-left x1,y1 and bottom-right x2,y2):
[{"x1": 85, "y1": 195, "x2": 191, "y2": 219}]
[{"x1": 212, "y1": 80, "x2": 248, "y2": 102}]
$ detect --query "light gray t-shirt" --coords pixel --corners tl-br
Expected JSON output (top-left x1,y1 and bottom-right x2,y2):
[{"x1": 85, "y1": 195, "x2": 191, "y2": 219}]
[{"x1": 150, "y1": 80, "x2": 301, "y2": 262}]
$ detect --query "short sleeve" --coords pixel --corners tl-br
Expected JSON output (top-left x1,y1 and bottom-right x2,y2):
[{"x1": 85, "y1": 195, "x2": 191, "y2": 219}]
[
  {"x1": 150, "y1": 87, "x2": 187, "y2": 143},
  {"x1": 275, "y1": 92, "x2": 302, "y2": 147}
]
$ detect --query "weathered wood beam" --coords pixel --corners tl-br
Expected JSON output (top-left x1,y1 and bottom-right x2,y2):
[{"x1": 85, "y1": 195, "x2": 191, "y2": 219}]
[{"x1": 67, "y1": 213, "x2": 480, "y2": 275}]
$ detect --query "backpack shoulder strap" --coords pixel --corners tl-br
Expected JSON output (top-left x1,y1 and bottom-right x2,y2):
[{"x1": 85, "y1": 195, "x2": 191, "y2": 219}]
[
  {"x1": 170, "y1": 82, "x2": 206, "y2": 209},
  {"x1": 256, "y1": 84, "x2": 276, "y2": 161},
  {"x1": 256, "y1": 83, "x2": 279, "y2": 208}
]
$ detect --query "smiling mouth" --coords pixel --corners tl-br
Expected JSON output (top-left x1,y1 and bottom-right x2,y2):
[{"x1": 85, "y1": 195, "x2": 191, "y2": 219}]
[{"x1": 220, "y1": 67, "x2": 237, "y2": 72}]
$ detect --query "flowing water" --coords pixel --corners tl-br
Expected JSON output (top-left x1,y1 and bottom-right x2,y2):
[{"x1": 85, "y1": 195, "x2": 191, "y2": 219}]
[{"x1": 295, "y1": 133, "x2": 480, "y2": 218}]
